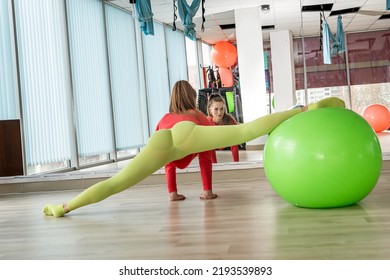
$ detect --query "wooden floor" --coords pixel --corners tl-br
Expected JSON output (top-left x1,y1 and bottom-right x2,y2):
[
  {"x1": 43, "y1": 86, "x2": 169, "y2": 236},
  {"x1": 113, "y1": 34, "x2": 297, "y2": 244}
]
[
  {"x1": 1, "y1": 132, "x2": 390, "y2": 260},
  {"x1": 1, "y1": 167, "x2": 390, "y2": 260}
]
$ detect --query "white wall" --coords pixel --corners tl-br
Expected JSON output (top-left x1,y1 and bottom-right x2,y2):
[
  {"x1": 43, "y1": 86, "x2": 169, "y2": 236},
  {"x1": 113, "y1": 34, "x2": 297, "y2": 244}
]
[
  {"x1": 235, "y1": 7, "x2": 268, "y2": 147},
  {"x1": 270, "y1": 30, "x2": 296, "y2": 111}
]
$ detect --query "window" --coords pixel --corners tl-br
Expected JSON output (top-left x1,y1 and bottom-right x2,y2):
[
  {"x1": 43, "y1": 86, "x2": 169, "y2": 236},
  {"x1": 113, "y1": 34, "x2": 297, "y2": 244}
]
[
  {"x1": 142, "y1": 22, "x2": 170, "y2": 135},
  {"x1": 0, "y1": 0, "x2": 17, "y2": 120},
  {"x1": 66, "y1": 0, "x2": 114, "y2": 165},
  {"x1": 165, "y1": 25, "x2": 188, "y2": 92},
  {"x1": 105, "y1": 4, "x2": 145, "y2": 158},
  {"x1": 14, "y1": 0, "x2": 72, "y2": 173},
  {"x1": 347, "y1": 30, "x2": 390, "y2": 113}
]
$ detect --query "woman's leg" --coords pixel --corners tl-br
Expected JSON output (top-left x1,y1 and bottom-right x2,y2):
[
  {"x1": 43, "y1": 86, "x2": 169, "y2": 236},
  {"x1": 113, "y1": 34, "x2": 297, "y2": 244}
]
[
  {"x1": 166, "y1": 154, "x2": 199, "y2": 200},
  {"x1": 197, "y1": 150, "x2": 216, "y2": 199},
  {"x1": 171, "y1": 97, "x2": 345, "y2": 156},
  {"x1": 44, "y1": 97, "x2": 345, "y2": 217},
  {"x1": 44, "y1": 129, "x2": 179, "y2": 217}
]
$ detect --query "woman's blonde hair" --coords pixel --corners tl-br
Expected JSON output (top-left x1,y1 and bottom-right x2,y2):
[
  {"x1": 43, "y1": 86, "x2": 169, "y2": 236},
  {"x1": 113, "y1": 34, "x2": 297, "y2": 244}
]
[{"x1": 169, "y1": 80, "x2": 197, "y2": 114}]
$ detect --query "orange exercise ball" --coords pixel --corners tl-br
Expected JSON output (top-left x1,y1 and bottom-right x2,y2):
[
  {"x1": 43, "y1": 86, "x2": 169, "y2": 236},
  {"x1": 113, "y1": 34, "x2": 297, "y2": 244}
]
[
  {"x1": 211, "y1": 41, "x2": 237, "y2": 68},
  {"x1": 218, "y1": 67, "x2": 233, "y2": 87},
  {"x1": 362, "y1": 104, "x2": 390, "y2": 132}
]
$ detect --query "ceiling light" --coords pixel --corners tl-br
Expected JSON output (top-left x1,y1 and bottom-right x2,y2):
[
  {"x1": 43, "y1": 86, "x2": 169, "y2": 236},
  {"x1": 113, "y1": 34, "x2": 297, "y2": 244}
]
[{"x1": 261, "y1": 4, "x2": 270, "y2": 13}]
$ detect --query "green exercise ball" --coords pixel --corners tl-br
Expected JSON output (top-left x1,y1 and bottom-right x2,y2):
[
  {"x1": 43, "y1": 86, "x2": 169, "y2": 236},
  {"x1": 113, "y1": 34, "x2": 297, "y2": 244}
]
[{"x1": 263, "y1": 107, "x2": 382, "y2": 208}]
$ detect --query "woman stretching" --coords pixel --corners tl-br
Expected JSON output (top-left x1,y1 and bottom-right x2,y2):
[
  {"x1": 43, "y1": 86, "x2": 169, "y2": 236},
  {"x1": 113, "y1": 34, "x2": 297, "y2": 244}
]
[
  {"x1": 155, "y1": 81, "x2": 215, "y2": 201},
  {"x1": 44, "y1": 80, "x2": 345, "y2": 217}
]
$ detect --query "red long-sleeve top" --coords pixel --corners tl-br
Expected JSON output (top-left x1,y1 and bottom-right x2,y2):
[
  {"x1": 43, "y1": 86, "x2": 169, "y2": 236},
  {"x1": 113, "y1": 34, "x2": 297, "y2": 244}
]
[
  {"x1": 206, "y1": 115, "x2": 239, "y2": 163},
  {"x1": 156, "y1": 110, "x2": 213, "y2": 193}
]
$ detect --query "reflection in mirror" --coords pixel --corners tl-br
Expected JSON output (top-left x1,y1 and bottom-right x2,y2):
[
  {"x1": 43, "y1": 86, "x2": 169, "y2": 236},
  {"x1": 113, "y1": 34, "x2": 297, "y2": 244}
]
[{"x1": 217, "y1": 4, "x2": 390, "y2": 165}]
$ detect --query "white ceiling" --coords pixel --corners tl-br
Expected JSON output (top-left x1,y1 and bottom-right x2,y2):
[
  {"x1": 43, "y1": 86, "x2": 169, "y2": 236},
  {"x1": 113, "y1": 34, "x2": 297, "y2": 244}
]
[{"x1": 110, "y1": 0, "x2": 389, "y2": 44}]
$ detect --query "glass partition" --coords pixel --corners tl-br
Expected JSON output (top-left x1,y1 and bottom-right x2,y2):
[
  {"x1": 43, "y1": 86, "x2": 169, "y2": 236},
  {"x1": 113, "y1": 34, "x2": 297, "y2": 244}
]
[{"x1": 347, "y1": 30, "x2": 390, "y2": 114}]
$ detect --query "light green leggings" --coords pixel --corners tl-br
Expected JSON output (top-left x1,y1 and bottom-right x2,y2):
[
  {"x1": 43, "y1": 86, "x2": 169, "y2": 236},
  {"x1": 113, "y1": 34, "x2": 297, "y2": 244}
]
[{"x1": 43, "y1": 97, "x2": 345, "y2": 217}]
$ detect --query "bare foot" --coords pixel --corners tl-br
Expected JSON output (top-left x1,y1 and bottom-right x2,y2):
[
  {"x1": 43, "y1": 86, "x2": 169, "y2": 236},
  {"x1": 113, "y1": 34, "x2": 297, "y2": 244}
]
[
  {"x1": 169, "y1": 192, "x2": 186, "y2": 201},
  {"x1": 200, "y1": 191, "x2": 218, "y2": 200}
]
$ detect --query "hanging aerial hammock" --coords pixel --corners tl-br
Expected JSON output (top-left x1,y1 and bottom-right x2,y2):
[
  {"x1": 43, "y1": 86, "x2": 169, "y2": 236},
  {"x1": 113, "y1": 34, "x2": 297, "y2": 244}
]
[
  {"x1": 331, "y1": 15, "x2": 345, "y2": 56},
  {"x1": 322, "y1": 20, "x2": 332, "y2": 64},
  {"x1": 322, "y1": 15, "x2": 345, "y2": 64},
  {"x1": 174, "y1": 0, "x2": 205, "y2": 40},
  {"x1": 133, "y1": 0, "x2": 154, "y2": 35}
]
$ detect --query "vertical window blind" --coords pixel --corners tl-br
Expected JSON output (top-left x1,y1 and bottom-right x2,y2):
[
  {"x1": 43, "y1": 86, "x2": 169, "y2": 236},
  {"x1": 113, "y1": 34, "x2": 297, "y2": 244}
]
[
  {"x1": 13, "y1": 0, "x2": 72, "y2": 166},
  {"x1": 104, "y1": 4, "x2": 144, "y2": 150},
  {"x1": 0, "y1": 0, "x2": 17, "y2": 120},
  {"x1": 165, "y1": 26, "x2": 188, "y2": 92},
  {"x1": 66, "y1": 0, "x2": 114, "y2": 157},
  {"x1": 142, "y1": 22, "x2": 170, "y2": 135},
  {"x1": 3, "y1": 1, "x2": 198, "y2": 172}
]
